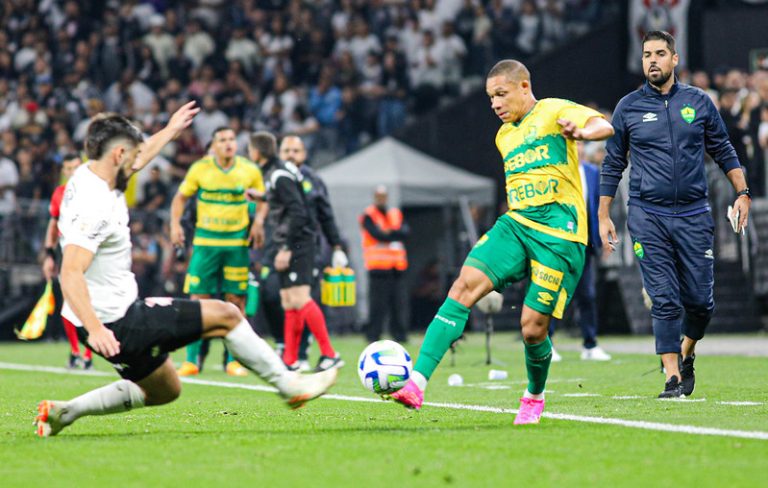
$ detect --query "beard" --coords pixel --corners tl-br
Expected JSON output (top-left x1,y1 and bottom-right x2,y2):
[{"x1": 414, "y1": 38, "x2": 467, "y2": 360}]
[
  {"x1": 647, "y1": 68, "x2": 673, "y2": 88},
  {"x1": 115, "y1": 167, "x2": 131, "y2": 192}
]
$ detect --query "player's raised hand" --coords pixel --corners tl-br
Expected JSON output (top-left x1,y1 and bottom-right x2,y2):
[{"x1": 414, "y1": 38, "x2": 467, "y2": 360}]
[
  {"x1": 88, "y1": 325, "x2": 121, "y2": 358},
  {"x1": 557, "y1": 118, "x2": 583, "y2": 140},
  {"x1": 167, "y1": 101, "x2": 200, "y2": 137}
]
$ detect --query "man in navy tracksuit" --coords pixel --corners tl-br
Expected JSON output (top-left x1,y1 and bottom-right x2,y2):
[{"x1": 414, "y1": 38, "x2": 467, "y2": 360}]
[{"x1": 599, "y1": 31, "x2": 752, "y2": 398}]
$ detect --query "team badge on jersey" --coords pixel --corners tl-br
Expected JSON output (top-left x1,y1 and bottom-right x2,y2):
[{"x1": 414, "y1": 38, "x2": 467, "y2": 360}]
[
  {"x1": 524, "y1": 126, "x2": 538, "y2": 145},
  {"x1": 633, "y1": 241, "x2": 645, "y2": 259},
  {"x1": 680, "y1": 105, "x2": 696, "y2": 124}
]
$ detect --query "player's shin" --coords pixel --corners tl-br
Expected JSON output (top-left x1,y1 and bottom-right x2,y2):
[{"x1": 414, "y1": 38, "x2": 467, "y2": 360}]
[
  {"x1": 524, "y1": 336, "x2": 553, "y2": 398},
  {"x1": 61, "y1": 380, "x2": 146, "y2": 424},
  {"x1": 413, "y1": 298, "x2": 470, "y2": 389},
  {"x1": 224, "y1": 319, "x2": 287, "y2": 385}
]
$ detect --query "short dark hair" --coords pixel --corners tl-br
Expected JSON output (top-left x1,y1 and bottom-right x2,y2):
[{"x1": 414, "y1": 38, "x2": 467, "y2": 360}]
[
  {"x1": 249, "y1": 131, "x2": 277, "y2": 159},
  {"x1": 61, "y1": 153, "x2": 80, "y2": 163},
  {"x1": 211, "y1": 126, "x2": 234, "y2": 140},
  {"x1": 642, "y1": 30, "x2": 676, "y2": 54},
  {"x1": 84, "y1": 114, "x2": 142, "y2": 160},
  {"x1": 487, "y1": 59, "x2": 530, "y2": 82}
]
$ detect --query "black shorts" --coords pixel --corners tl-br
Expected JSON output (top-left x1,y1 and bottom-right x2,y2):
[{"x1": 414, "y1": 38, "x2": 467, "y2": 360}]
[
  {"x1": 77, "y1": 298, "x2": 203, "y2": 382},
  {"x1": 278, "y1": 238, "x2": 315, "y2": 289}
]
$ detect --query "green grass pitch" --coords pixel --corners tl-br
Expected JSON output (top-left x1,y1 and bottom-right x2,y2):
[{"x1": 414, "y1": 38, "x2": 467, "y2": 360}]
[{"x1": 1, "y1": 334, "x2": 766, "y2": 487}]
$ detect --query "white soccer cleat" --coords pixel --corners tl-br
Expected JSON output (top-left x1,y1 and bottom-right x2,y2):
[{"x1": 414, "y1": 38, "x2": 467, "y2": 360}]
[
  {"x1": 581, "y1": 346, "x2": 612, "y2": 361},
  {"x1": 277, "y1": 368, "x2": 338, "y2": 410},
  {"x1": 35, "y1": 400, "x2": 70, "y2": 437},
  {"x1": 550, "y1": 348, "x2": 563, "y2": 363}
]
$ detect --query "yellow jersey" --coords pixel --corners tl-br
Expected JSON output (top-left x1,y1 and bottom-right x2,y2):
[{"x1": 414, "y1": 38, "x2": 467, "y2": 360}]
[
  {"x1": 495, "y1": 98, "x2": 603, "y2": 245},
  {"x1": 178, "y1": 155, "x2": 265, "y2": 247}
]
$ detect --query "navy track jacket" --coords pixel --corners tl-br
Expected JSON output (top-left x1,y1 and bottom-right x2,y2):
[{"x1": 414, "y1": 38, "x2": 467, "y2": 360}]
[{"x1": 600, "y1": 82, "x2": 741, "y2": 215}]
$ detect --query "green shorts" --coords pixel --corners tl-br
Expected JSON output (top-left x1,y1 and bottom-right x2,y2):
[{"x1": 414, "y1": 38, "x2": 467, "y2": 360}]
[
  {"x1": 465, "y1": 214, "x2": 585, "y2": 319},
  {"x1": 184, "y1": 245, "x2": 249, "y2": 296}
]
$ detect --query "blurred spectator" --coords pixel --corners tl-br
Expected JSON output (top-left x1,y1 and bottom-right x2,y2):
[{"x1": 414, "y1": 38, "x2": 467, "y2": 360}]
[
  {"x1": 141, "y1": 166, "x2": 170, "y2": 212},
  {"x1": 225, "y1": 26, "x2": 262, "y2": 77},
  {"x1": 0, "y1": 151, "x2": 19, "y2": 215},
  {"x1": 130, "y1": 218, "x2": 161, "y2": 298},
  {"x1": 182, "y1": 19, "x2": 215, "y2": 69},
  {"x1": 411, "y1": 30, "x2": 443, "y2": 114},
  {"x1": 436, "y1": 21, "x2": 467, "y2": 96},
  {"x1": 193, "y1": 94, "x2": 228, "y2": 146},
  {"x1": 143, "y1": 14, "x2": 175, "y2": 78}
]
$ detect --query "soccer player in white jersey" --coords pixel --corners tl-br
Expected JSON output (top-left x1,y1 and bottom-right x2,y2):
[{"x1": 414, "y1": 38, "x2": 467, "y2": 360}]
[{"x1": 34, "y1": 103, "x2": 337, "y2": 437}]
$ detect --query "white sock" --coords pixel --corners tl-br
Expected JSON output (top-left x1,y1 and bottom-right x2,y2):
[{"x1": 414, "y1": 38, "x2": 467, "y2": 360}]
[
  {"x1": 523, "y1": 390, "x2": 545, "y2": 401},
  {"x1": 225, "y1": 319, "x2": 287, "y2": 385},
  {"x1": 411, "y1": 371, "x2": 428, "y2": 391},
  {"x1": 61, "y1": 380, "x2": 146, "y2": 425}
]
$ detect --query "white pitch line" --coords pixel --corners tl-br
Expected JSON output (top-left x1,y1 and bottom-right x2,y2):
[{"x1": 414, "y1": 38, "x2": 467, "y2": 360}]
[
  {"x1": 2, "y1": 362, "x2": 767, "y2": 441},
  {"x1": 719, "y1": 401, "x2": 764, "y2": 406},
  {"x1": 563, "y1": 393, "x2": 601, "y2": 397}
]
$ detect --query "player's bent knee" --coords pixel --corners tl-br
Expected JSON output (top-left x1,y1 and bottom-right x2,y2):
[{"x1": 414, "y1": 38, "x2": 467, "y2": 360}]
[
  {"x1": 201, "y1": 299, "x2": 243, "y2": 333},
  {"x1": 447, "y1": 270, "x2": 493, "y2": 307}
]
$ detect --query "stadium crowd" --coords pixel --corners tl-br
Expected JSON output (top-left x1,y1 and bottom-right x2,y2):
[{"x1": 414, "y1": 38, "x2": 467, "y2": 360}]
[{"x1": 0, "y1": 0, "x2": 766, "y2": 308}]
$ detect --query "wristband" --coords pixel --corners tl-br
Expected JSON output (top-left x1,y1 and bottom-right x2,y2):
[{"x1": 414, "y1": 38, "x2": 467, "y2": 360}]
[{"x1": 736, "y1": 188, "x2": 751, "y2": 200}]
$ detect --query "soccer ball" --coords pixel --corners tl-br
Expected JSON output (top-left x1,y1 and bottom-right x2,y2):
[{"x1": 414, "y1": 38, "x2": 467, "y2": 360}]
[{"x1": 357, "y1": 340, "x2": 412, "y2": 395}]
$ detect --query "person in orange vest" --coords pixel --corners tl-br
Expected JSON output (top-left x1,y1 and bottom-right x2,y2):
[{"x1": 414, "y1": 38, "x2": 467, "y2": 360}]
[{"x1": 359, "y1": 185, "x2": 409, "y2": 343}]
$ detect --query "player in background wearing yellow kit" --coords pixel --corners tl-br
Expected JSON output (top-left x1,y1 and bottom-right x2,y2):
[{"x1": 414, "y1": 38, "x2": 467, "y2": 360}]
[
  {"x1": 391, "y1": 60, "x2": 614, "y2": 424},
  {"x1": 170, "y1": 127, "x2": 267, "y2": 376}
]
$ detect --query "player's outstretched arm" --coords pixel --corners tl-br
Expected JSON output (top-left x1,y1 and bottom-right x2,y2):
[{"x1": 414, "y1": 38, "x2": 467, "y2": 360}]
[
  {"x1": 557, "y1": 116, "x2": 614, "y2": 141},
  {"x1": 60, "y1": 244, "x2": 121, "y2": 357},
  {"x1": 131, "y1": 101, "x2": 200, "y2": 173}
]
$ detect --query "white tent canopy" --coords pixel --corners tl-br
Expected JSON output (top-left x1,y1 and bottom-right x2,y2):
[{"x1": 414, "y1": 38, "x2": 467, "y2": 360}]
[{"x1": 317, "y1": 137, "x2": 496, "y2": 324}]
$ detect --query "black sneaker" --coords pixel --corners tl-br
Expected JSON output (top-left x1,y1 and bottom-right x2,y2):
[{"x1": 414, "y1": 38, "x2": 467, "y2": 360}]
[
  {"x1": 680, "y1": 355, "x2": 695, "y2": 396},
  {"x1": 658, "y1": 376, "x2": 683, "y2": 398},
  {"x1": 314, "y1": 354, "x2": 345, "y2": 372},
  {"x1": 67, "y1": 353, "x2": 81, "y2": 369},
  {"x1": 83, "y1": 358, "x2": 93, "y2": 370}
]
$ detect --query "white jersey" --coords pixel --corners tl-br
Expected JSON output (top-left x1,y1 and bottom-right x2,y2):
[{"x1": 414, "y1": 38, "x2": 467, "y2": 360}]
[{"x1": 58, "y1": 165, "x2": 138, "y2": 326}]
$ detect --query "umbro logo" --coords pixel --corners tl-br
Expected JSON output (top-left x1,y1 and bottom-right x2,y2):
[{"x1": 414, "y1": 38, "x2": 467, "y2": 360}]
[
  {"x1": 642, "y1": 112, "x2": 658, "y2": 123},
  {"x1": 705, "y1": 249, "x2": 714, "y2": 260}
]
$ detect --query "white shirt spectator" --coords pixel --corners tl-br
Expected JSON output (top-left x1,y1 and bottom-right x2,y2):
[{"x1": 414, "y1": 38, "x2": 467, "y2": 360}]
[
  {"x1": 59, "y1": 165, "x2": 138, "y2": 326},
  {"x1": 436, "y1": 32, "x2": 467, "y2": 87},
  {"x1": 0, "y1": 156, "x2": 19, "y2": 215},
  {"x1": 226, "y1": 36, "x2": 262, "y2": 75},
  {"x1": 399, "y1": 23, "x2": 424, "y2": 65},
  {"x1": 193, "y1": 108, "x2": 229, "y2": 146},
  {"x1": 411, "y1": 40, "x2": 445, "y2": 88},
  {"x1": 14, "y1": 45, "x2": 37, "y2": 73},
  {"x1": 183, "y1": 30, "x2": 215, "y2": 68},
  {"x1": 260, "y1": 89, "x2": 300, "y2": 125},
  {"x1": 104, "y1": 80, "x2": 156, "y2": 116},
  {"x1": 143, "y1": 29, "x2": 175, "y2": 77},
  {"x1": 349, "y1": 33, "x2": 381, "y2": 70},
  {"x1": 259, "y1": 31, "x2": 294, "y2": 78},
  {"x1": 435, "y1": 0, "x2": 465, "y2": 24}
]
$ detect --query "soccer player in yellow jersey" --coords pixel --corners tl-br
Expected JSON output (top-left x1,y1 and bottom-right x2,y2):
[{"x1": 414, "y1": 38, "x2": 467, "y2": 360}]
[
  {"x1": 392, "y1": 60, "x2": 614, "y2": 424},
  {"x1": 170, "y1": 127, "x2": 267, "y2": 376}
]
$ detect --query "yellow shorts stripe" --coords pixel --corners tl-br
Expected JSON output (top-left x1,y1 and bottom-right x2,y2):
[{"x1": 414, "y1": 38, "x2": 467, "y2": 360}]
[{"x1": 192, "y1": 237, "x2": 249, "y2": 247}]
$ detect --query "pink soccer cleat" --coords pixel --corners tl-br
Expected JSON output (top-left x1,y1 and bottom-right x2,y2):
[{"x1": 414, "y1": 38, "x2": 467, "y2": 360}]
[
  {"x1": 390, "y1": 380, "x2": 424, "y2": 410},
  {"x1": 514, "y1": 397, "x2": 545, "y2": 425}
]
